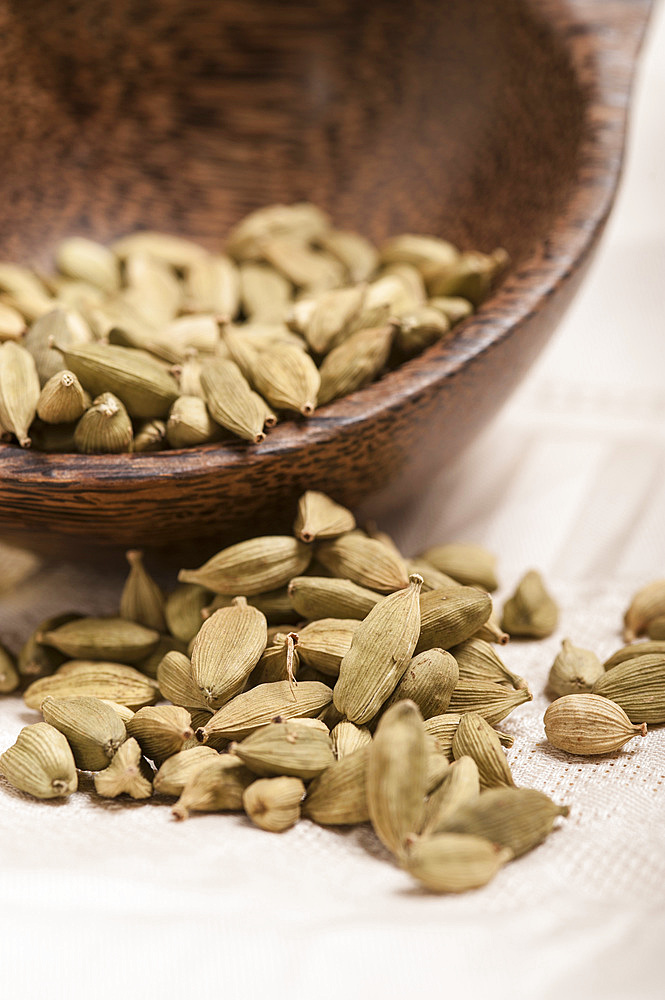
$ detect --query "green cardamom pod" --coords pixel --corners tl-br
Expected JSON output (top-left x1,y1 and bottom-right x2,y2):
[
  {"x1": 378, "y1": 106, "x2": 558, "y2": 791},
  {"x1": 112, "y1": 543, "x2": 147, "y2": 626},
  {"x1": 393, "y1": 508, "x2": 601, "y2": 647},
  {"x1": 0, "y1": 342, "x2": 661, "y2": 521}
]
[
  {"x1": 230, "y1": 720, "x2": 334, "y2": 779},
  {"x1": 196, "y1": 680, "x2": 333, "y2": 743},
  {"x1": 501, "y1": 570, "x2": 558, "y2": 639},
  {"x1": 74, "y1": 392, "x2": 133, "y2": 453},
  {"x1": 420, "y1": 755, "x2": 480, "y2": 834},
  {"x1": 334, "y1": 576, "x2": 423, "y2": 725},
  {"x1": 0, "y1": 722, "x2": 78, "y2": 798},
  {"x1": 547, "y1": 638, "x2": 604, "y2": 697},
  {"x1": 452, "y1": 712, "x2": 514, "y2": 789},
  {"x1": 93, "y1": 737, "x2": 153, "y2": 799},
  {"x1": 416, "y1": 586, "x2": 492, "y2": 653},
  {"x1": 592, "y1": 655, "x2": 665, "y2": 724},
  {"x1": 404, "y1": 833, "x2": 512, "y2": 894},
  {"x1": 287, "y1": 576, "x2": 380, "y2": 621},
  {"x1": 544, "y1": 693, "x2": 647, "y2": 753},
  {"x1": 294, "y1": 491, "x2": 356, "y2": 543},
  {"x1": 41, "y1": 695, "x2": 127, "y2": 770},
  {"x1": 126, "y1": 705, "x2": 194, "y2": 764},
  {"x1": 190, "y1": 597, "x2": 268, "y2": 709},
  {"x1": 316, "y1": 533, "x2": 409, "y2": 594},
  {"x1": 440, "y1": 787, "x2": 569, "y2": 858},
  {"x1": 179, "y1": 536, "x2": 311, "y2": 595},
  {"x1": 242, "y1": 776, "x2": 304, "y2": 832},
  {"x1": 303, "y1": 745, "x2": 370, "y2": 825},
  {"x1": 58, "y1": 342, "x2": 179, "y2": 418}
]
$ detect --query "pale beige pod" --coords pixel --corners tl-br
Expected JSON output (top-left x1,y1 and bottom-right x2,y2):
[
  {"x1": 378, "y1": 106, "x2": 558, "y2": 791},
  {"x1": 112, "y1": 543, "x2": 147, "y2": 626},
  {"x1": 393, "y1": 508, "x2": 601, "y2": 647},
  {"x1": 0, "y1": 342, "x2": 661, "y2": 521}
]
[
  {"x1": 0, "y1": 722, "x2": 78, "y2": 799},
  {"x1": 243, "y1": 776, "x2": 305, "y2": 832},
  {"x1": 0, "y1": 341, "x2": 41, "y2": 446},
  {"x1": 544, "y1": 694, "x2": 647, "y2": 755},
  {"x1": 366, "y1": 700, "x2": 427, "y2": 857},
  {"x1": 334, "y1": 576, "x2": 423, "y2": 725}
]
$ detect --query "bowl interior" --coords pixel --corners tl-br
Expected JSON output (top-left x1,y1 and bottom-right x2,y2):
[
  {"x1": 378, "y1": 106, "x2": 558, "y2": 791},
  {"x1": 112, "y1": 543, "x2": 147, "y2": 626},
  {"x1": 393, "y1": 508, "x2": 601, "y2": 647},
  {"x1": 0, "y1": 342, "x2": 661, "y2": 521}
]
[{"x1": 0, "y1": 0, "x2": 582, "y2": 265}]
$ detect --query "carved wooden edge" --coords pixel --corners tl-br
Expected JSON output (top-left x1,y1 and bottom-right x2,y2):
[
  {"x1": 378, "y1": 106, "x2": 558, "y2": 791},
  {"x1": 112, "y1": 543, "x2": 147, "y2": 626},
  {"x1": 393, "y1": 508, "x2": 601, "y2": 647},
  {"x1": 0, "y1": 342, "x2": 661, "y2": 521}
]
[{"x1": 0, "y1": 0, "x2": 654, "y2": 486}]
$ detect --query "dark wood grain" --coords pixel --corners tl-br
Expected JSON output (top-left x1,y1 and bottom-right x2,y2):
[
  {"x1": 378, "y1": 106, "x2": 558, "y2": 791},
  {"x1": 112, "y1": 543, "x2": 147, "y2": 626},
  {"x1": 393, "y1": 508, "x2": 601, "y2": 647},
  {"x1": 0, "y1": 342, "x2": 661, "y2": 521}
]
[{"x1": 0, "y1": 0, "x2": 653, "y2": 556}]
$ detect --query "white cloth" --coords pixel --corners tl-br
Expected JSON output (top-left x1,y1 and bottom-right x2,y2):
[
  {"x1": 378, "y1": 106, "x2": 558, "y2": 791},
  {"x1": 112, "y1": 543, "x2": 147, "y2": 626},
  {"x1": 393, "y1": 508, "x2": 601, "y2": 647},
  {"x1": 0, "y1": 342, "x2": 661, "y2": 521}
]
[{"x1": 2, "y1": 8, "x2": 665, "y2": 999}]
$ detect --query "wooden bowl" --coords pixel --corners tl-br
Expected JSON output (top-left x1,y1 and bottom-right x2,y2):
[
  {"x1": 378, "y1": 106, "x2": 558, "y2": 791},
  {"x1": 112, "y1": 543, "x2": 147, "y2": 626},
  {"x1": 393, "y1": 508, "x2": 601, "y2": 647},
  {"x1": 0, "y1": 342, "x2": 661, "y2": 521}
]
[{"x1": 0, "y1": 0, "x2": 652, "y2": 558}]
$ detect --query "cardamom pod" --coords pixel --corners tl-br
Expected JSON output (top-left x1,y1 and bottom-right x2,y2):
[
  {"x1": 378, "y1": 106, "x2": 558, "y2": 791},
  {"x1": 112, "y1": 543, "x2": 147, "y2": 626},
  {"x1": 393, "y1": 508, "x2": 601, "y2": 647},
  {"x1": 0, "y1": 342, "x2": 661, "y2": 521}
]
[
  {"x1": 131, "y1": 418, "x2": 167, "y2": 452},
  {"x1": 36, "y1": 369, "x2": 89, "y2": 424},
  {"x1": 421, "y1": 543, "x2": 498, "y2": 591},
  {"x1": 111, "y1": 231, "x2": 208, "y2": 269},
  {"x1": 0, "y1": 341, "x2": 41, "y2": 446},
  {"x1": 196, "y1": 680, "x2": 333, "y2": 743},
  {"x1": 190, "y1": 598, "x2": 268, "y2": 709},
  {"x1": 93, "y1": 737, "x2": 153, "y2": 799},
  {"x1": 330, "y1": 721, "x2": 372, "y2": 759},
  {"x1": 0, "y1": 300, "x2": 26, "y2": 341},
  {"x1": 41, "y1": 616, "x2": 160, "y2": 664},
  {"x1": 179, "y1": 536, "x2": 311, "y2": 595},
  {"x1": 303, "y1": 746, "x2": 370, "y2": 825},
  {"x1": 405, "y1": 833, "x2": 512, "y2": 893},
  {"x1": 334, "y1": 576, "x2": 423, "y2": 724},
  {"x1": 239, "y1": 262, "x2": 292, "y2": 323},
  {"x1": 294, "y1": 491, "x2": 356, "y2": 543},
  {"x1": 452, "y1": 712, "x2": 514, "y2": 789},
  {"x1": 316, "y1": 534, "x2": 409, "y2": 594},
  {"x1": 55, "y1": 237, "x2": 120, "y2": 294},
  {"x1": 230, "y1": 720, "x2": 334, "y2": 779},
  {"x1": 547, "y1": 638, "x2": 604, "y2": 698},
  {"x1": 0, "y1": 722, "x2": 78, "y2": 799},
  {"x1": 425, "y1": 248, "x2": 508, "y2": 305},
  {"x1": 41, "y1": 695, "x2": 127, "y2": 770},
  {"x1": 184, "y1": 254, "x2": 240, "y2": 316},
  {"x1": 120, "y1": 550, "x2": 167, "y2": 632},
  {"x1": 24, "y1": 662, "x2": 159, "y2": 711},
  {"x1": 166, "y1": 395, "x2": 224, "y2": 448},
  {"x1": 501, "y1": 570, "x2": 558, "y2": 639},
  {"x1": 416, "y1": 586, "x2": 492, "y2": 653},
  {"x1": 156, "y1": 650, "x2": 209, "y2": 712},
  {"x1": 366, "y1": 701, "x2": 427, "y2": 857},
  {"x1": 424, "y1": 713, "x2": 514, "y2": 755},
  {"x1": 292, "y1": 285, "x2": 367, "y2": 354},
  {"x1": 425, "y1": 735, "x2": 451, "y2": 794},
  {"x1": 319, "y1": 229, "x2": 379, "y2": 283},
  {"x1": 428, "y1": 295, "x2": 473, "y2": 325},
  {"x1": 450, "y1": 637, "x2": 526, "y2": 689},
  {"x1": 248, "y1": 341, "x2": 321, "y2": 416},
  {"x1": 200, "y1": 357, "x2": 270, "y2": 443},
  {"x1": 420, "y1": 755, "x2": 480, "y2": 835},
  {"x1": 544, "y1": 693, "x2": 647, "y2": 753},
  {"x1": 317, "y1": 325, "x2": 393, "y2": 406},
  {"x1": 23, "y1": 308, "x2": 91, "y2": 384},
  {"x1": 17, "y1": 613, "x2": 81, "y2": 681},
  {"x1": 604, "y1": 641, "x2": 665, "y2": 670},
  {"x1": 287, "y1": 576, "x2": 380, "y2": 621},
  {"x1": 474, "y1": 610, "x2": 510, "y2": 646},
  {"x1": 227, "y1": 203, "x2": 330, "y2": 260},
  {"x1": 126, "y1": 705, "x2": 193, "y2": 764},
  {"x1": 58, "y1": 342, "x2": 179, "y2": 418},
  {"x1": 393, "y1": 305, "x2": 450, "y2": 357},
  {"x1": 164, "y1": 583, "x2": 211, "y2": 643},
  {"x1": 441, "y1": 788, "x2": 569, "y2": 857},
  {"x1": 153, "y1": 745, "x2": 220, "y2": 796},
  {"x1": 379, "y1": 234, "x2": 459, "y2": 274},
  {"x1": 0, "y1": 263, "x2": 54, "y2": 320},
  {"x1": 378, "y1": 648, "x2": 459, "y2": 721},
  {"x1": 297, "y1": 618, "x2": 361, "y2": 677},
  {"x1": 592, "y1": 655, "x2": 665, "y2": 724},
  {"x1": 258, "y1": 237, "x2": 344, "y2": 292},
  {"x1": 172, "y1": 755, "x2": 255, "y2": 819},
  {"x1": 243, "y1": 776, "x2": 304, "y2": 832},
  {"x1": 448, "y1": 681, "x2": 532, "y2": 725},
  {"x1": 623, "y1": 579, "x2": 665, "y2": 641},
  {"x1": 74, "y1": 392, "x2": 133, "y2": 453}
]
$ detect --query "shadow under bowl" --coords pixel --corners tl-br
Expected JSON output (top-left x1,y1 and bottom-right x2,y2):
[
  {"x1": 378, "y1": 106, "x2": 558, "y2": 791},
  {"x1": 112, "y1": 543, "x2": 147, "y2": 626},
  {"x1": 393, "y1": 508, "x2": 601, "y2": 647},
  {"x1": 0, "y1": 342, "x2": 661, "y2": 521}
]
[{"x1": 0, "y1": 0, "x2": 652, "y2": 558}]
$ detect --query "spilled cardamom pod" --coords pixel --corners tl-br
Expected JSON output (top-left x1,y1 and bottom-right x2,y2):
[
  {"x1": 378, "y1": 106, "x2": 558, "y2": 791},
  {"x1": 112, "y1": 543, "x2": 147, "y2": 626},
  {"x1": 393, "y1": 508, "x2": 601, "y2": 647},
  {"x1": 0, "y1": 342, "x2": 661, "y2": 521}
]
[
  {"x1": 303, "y1": 746, "x2": 370, "y2": 825},
  {"x1": 547, "y1": 638, "x2": 604, "y2": 697},
  {"x1": 501, "y1": 570, "x2": 558, "y2": 639},
  {"x1": 179, "y1": 536, "x2": 311, "y2": 595},
  {"x1": 196, "y1": 680, "x2": 333, "y2": 743},
  {"x1": 230, "y1": 720, "x2": 334, "y2": 779},
  {"x1": 316, "y1": 533, "x2": 409, "y2": 594},
  {"x1": 93, "y1": 737, "x2": 153, "y2": 799},
  {"x1": 190, "y1": 598, "x2": 268, "y2": 709},
  {"x1": 41, "y1": 695, "x2": 127, "y2": 770},
  {"x1": 592, "y1": 654, "x2": 665, "y2": 724},
  {"x1": 544, "y1": 693, "x2": 647, "y2": 754},
  {"x1": 452, "y1": 712, "x2": 514, "y2": 789},
  {"x1": 294, "y1": 491, "x2": 356, "y2": 543},
  {"x1": 243, "y1": 776, "x2": 305, "y2": 832},
  {"x1": 440, "y1": 788, "x2": 568, "y2": 858},
  {"x1": 404, "y1": 833, "x2": 512, "y2": 893},
  {"x1": 0, "y1": 722, "x2": 78, "y2": 799}
]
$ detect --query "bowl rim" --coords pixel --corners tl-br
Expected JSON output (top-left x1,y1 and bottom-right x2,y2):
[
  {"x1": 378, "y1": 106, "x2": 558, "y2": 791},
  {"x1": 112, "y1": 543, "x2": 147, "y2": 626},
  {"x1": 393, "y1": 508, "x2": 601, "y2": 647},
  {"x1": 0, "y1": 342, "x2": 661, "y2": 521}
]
[{"x1": 0, "y1": 0, "x2": 652, "y2": 485}]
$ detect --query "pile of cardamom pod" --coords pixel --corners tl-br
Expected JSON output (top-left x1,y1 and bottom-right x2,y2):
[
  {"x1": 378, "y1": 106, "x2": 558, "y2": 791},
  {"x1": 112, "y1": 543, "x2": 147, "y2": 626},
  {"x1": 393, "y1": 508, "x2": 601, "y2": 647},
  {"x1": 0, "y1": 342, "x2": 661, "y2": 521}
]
[
  {"x1": 0, "y1": 203, "x2": 508, "y2": 453},
  {"x1": 0, "y1": 493, "x2": 661, "y2": 893}
]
